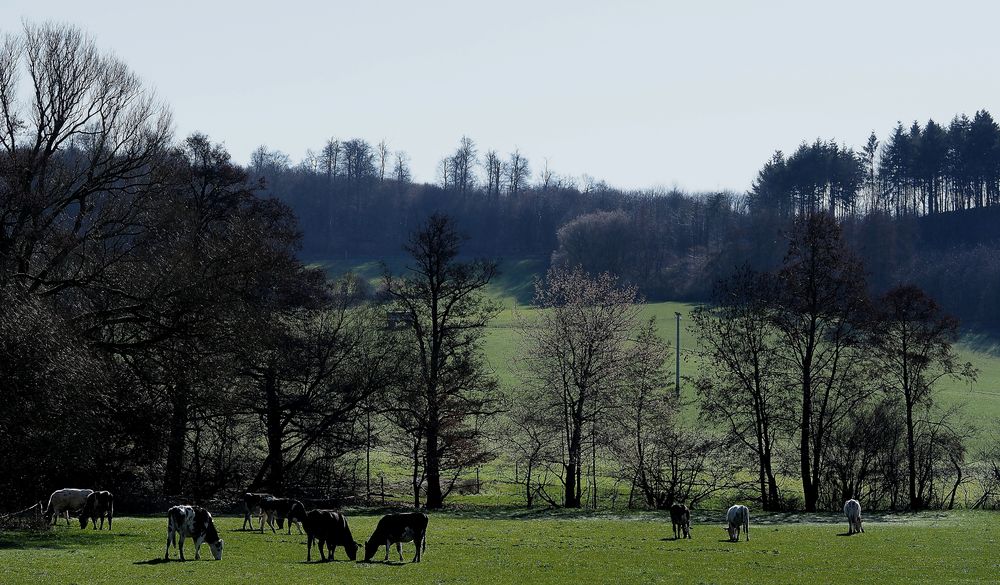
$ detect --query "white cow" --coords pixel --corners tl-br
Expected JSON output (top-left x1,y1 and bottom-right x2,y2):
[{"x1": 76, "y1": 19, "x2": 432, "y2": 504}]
[
  {"x1": 844, "y1": 499, "x2": 864, "y2": 535},
  {"x1": 725, "y1": 504, "x2": 750, "y2": 542},
  {"x1": 43, "y1": 488, "x2": 94, "y2": 526},
  {"x1": 165, "y1": 505, "x2": 224, "y2": 561}
]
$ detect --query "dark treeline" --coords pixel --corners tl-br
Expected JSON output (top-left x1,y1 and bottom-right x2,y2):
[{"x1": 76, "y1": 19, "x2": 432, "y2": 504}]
[
  {"x1": 256, "y1": 113, "x2": 1000, "y2": 326},
  {"x1": 749, "y1": 111, "x2": 1000, "y2": 216}
]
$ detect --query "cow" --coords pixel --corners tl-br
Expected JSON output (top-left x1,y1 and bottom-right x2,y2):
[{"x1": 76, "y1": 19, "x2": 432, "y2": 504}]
[
  {"x1": 78, "y1": 491, "x2": 114, "y2": 530},
  {"x1": 303, "y1": 509, "x2": 358, "y2": 562},
  {"x1": 43, "y1": 489, "x2": 94, "y2": 526},
  {"x1": 669, "y1": 503, "x2": 691, "y2": 539},
  {"x1": 363, "y1": 512, "x2": 429, "y2": 563},
  {"x1": 164, "y1": 505, "x2": 224, "y2": 561},
  {"x1": 725, "y1": 504, "x2": 750, "y2": 542},
  {"x1": 260, "y1": 497, "x2": 306, "y2": 534},
  {"x1": 844, "y1": 499, "x2": 864, "y2": 535},
  {"x1": 242, "y1": 492, "x2": 272, "y2": 531}
]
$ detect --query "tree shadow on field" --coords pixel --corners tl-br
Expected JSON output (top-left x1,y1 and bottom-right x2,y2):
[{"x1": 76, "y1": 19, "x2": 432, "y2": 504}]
[{"x1": 0, "y1": 529, "x2": 116, "y2": 550}]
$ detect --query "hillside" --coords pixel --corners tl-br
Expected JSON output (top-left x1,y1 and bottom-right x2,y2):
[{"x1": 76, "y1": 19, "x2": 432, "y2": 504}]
[{"x1": 323, "y1": 257, "x2": 1000, "y2": 451}]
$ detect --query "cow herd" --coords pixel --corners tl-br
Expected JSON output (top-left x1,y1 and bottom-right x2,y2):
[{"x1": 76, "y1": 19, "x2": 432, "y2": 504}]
[{"x1": 38, "y1": 487, "x2": 867, "y2": 564}]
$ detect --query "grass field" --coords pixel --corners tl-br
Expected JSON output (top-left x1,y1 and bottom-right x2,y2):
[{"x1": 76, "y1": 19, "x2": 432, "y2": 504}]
[{"x1": 2, "y1": 511, "x2": 997, "y2": 584}]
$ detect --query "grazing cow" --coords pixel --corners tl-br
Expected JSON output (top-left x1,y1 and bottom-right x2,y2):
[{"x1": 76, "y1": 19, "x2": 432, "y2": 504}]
[
  {"x1": 303, "y1": 509, "x2": 358, "y2": 562},
  {"x1": 43, "y1": 489, "x2": 94, "y2": 526},
  {"x1": 242, "y1": 492, "x2": 272, "y2": 531},
  {"x1": 725, "y1": 504, "x2": 750, "y2": 542},
  {"x1": 79, "y1": 491, "x2": 114, "y2": 530},
  {"x1": 260, "y1": 497, "x2": 306, "y2": 534},
  {"x1": 363, "y1": 513, "x2": 429, "y2": 563},
  {"x1": 165, "y1": 505, "x2": 224, "y2": 561},
  {"x1": 669, "y1": 503, "x2": 691, "y2": 539},
  {"x1": 844, "y1": 499, "x2": 864, "y2": 535}
]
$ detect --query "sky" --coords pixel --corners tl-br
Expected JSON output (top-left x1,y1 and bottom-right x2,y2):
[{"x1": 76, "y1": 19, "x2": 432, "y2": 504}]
[{"x1": 2, "y1": 0, "x2": 999, "y2": 192}]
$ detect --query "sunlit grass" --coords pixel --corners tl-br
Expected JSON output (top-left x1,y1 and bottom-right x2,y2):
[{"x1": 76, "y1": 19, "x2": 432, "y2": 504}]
[{"x1": 2, "y1": 511, "x2": 996, "y2": 584}]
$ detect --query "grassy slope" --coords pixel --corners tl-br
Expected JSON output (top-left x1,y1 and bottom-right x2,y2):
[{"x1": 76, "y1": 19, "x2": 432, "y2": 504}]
[{"x1": 2, "y1": 512, "x2": 996, "y2": 584}]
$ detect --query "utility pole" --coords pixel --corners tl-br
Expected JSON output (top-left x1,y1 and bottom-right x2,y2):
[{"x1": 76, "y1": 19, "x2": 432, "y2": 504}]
[{"x1": 675, "y1": 311, "x2": 682, "y2": 396}]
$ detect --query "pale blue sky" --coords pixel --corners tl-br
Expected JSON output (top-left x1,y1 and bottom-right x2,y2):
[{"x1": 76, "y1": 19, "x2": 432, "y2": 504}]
[{"x1": 3, "y1": 0, "x2": 998, "y2": 191}]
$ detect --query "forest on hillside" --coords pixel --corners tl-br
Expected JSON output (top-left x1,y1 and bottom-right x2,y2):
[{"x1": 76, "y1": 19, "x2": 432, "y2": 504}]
[{"x1": 253, "y1": 114, "x2": 1000, "y2": 327}]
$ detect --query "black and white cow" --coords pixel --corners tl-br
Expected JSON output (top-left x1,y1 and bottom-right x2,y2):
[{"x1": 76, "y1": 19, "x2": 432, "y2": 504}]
[
  {"x1": 260, "y1": 497, "x2": 306, "y2": 534},
  {"x1": 669, "y1": 503, "x2": 691, "y2": 539},
  {"x1": 303, "y1": 509, "x2": 358, "y2": 562},
  {"x1": 43, "y1": 488, "x2": 93, "y2": 526},
  {"x1": 844, "y1": 499, "x2": 864, "y2": 535},
  {"x1": 725, "y1": 504, "x2": 750, "y2": 542},
  {"x1": 165, "y1": 505, "x2": 224, "y2": 561},
  {"x1": 242, "y1": 492, "x2": 272, "y2": 531},
  {"x1": 363, "y1": 513, "x2": 428, "y2": 563},
  {"x1": 79, "y1": 491, "x2": 114, "y2": 530}
]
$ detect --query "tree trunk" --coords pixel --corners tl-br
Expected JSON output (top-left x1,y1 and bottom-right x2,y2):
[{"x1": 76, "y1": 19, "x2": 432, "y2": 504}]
[
  {"x1": 163, "y1": 385, "x2": 188, "y2": 496},
  {"x1": 263, "y1": 366, "x2": 284, "y2": 493},
  {"x1": 801, "y1": 361, "x2": 818, "y2": 512},
  {"x1": 424, "y1": 423, "x2": 443, "y2": 509},
  {"x1": 905, "y1": 394, "x2": 920, "y2": 510},
  {"x1": 565, "y1": 418, "x2": 583, "y2": 508}
]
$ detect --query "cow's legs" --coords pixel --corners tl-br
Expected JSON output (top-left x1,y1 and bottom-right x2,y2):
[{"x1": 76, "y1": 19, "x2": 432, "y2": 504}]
[
  {"x1": 178, "y1": 535, "x2": 186, "y2": 561},
  {"x1": 384, "y1": 540, "x2": 390, "y2": 561},
  {"x1": 194, "y1": 536, "x2": 203, "y2": 560},
  {"x1": 397, "y1": 541, "x2": 403, "y2": 561},
  {"x1": 307, "y1": 535, "x2": 314, "y2": 562},
  {"x1": 165, "y1": 528, "x2": 174, "y2": 560}
]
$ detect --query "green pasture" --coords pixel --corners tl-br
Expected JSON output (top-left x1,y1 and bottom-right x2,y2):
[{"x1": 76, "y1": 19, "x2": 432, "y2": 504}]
[
  {"x1": 1, "y1": 511, "x2": 996, "y2": 584},
  {"x1": 322, "y1": 256, "x2": 1000, "y2": 499}
]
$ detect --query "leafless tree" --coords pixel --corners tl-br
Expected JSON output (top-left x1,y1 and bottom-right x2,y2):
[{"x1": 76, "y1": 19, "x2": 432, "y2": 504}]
[
  {"x1": 870, "y1": 284, "x2": 976, "y2": 510},
  {"x1": 383, "y1": 214, "x2": 501, "y2": 509},
  {"x1": 393, "y1": 150, "x2": 411, "y2": 184},
  {"x1": 506, "y1": 149, "x2": 530, "y2": 197},
  {"x1": 483, "y1": 149, "x2": 503, "y2": 199},
  {"x1": 771, "y1": 213, "x2": 875, "y2": 512},
  {"x1": 0, "y1": 22, "x2": 172, "y2": 294},
  {"x1": 377, "y1": 139, "x2": 390, "y2": 182},
  {"x1": 320, "y1": 138, "x2": 341, "y2": 180},
  {"x1": 691, "y1": 268, "x2": 786, "y2": 510},
  {"x1": 517, "y1": 266, "x2": 644, "y2": 508}
]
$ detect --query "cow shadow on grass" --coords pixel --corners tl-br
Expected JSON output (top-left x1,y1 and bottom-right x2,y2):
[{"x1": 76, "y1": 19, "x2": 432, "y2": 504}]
[{"x1": 133, "y1": 558, "x2": 170, "y2": 565}]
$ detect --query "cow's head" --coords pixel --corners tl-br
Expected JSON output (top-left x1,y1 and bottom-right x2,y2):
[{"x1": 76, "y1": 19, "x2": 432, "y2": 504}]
[
  {"x1": 208, "y1": 539, "x2": 224, "y2": 560},
  {"x1": 363, "y1": 539, "x2": 378, "y2": 562},
  {"x1": 78, "y1": 513, "x2": 89, "y2": 529},
  {"x1": 346, "y1": 540, "x2": 359, "y2": 561}
]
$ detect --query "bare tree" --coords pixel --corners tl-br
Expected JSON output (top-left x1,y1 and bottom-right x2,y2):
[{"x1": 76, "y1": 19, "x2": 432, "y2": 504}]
[
  {"x1": 377, "y1": 139, "x2": 390, "y2": 182},
  {"x1": 393, "y1": 150, "x2": 411, "y2": 184},
  {"x1": 691, "y1": 268, "x2": 786, "y2": 510},
  {"x1": 772, "y1": 213, "x2": 874, "y2": 512},
  {"x1": 0, "y1": 22, "x2": 172, "y2": 294},
  {"x1": 503, "y1": 389, "x2": 562, "y2": 508},
  {"x1": 506, "y1": 149, "x2": 530, "y2": 197},
  {"x1": 383, "y1": 214, "x2": 501, "y2": 509},
  {"x1": 483, "y1": 149, "x2": 503, "y2": 199},
  {"x1": 871, "y1": 285, "x2": 976, "y2": 510},
  {"x1": 320, "y1": 138, "x2": 341, "y2": 180},
  {"x1": 517, "y1": 266, "x2": 644, "y2": 508}
]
